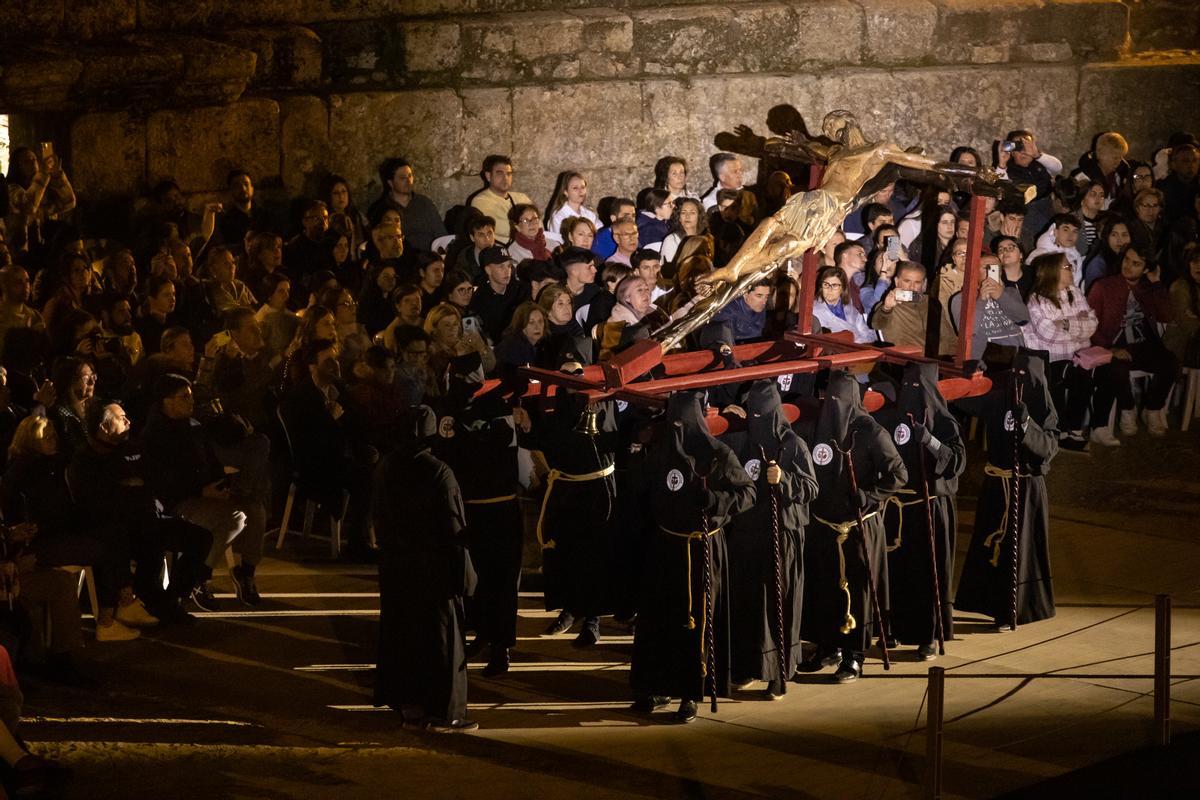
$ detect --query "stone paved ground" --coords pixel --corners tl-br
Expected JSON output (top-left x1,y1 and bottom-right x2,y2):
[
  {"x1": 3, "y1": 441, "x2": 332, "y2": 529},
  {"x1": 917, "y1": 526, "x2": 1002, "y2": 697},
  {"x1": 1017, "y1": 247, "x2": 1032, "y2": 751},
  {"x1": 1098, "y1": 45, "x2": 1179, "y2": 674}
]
[{"x1": 20, "y1": 413, "x2": 1200, "y2": 799}]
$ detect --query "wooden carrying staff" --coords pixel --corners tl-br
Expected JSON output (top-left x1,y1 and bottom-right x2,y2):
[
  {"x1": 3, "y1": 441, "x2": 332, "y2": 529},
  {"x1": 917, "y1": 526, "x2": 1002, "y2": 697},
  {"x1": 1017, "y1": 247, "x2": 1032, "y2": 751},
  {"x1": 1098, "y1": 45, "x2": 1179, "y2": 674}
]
[{"x1": 836, "y1": 434, "x2": 891, "y2": 671}]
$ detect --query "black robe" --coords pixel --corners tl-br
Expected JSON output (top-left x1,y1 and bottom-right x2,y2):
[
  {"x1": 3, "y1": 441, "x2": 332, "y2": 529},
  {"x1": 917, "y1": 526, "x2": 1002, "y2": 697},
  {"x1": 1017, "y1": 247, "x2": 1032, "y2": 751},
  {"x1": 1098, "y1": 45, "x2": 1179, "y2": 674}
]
[
  {"x1": 725, "y1": 381, "x2": 818, "y2": 684},
  {"x1": 630, "y1": 392, "x2": 755, "y2": 702},
  {"x1": 523, "y1": 389, "x2": 618, "y2": 617},
  {"x1": 373, "y1": 438, "x2": 473, "y2": 721},
  {"x1": 955, "y1": 351, "x2": 1058, "y2": 626},
  {"x1": 434, "y1": 386, "x2": 524, "y2": 650},
  {"x1": 798, "y1": 371, "x2": 907, "y2": 657},
  {"x1": 873, "y1": 362, "x2": 966, "y2": 646}
]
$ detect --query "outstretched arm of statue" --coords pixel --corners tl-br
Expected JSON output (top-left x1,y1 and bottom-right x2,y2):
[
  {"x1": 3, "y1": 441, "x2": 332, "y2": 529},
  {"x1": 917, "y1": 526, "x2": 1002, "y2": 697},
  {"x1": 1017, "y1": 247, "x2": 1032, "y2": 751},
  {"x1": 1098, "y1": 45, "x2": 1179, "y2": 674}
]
[
  {"x1": 875, "y1": 144, "x2": 1007, "y2": 196},
  {"x1": 764, "y1": 131, "x2": 831, "y2": 164}
]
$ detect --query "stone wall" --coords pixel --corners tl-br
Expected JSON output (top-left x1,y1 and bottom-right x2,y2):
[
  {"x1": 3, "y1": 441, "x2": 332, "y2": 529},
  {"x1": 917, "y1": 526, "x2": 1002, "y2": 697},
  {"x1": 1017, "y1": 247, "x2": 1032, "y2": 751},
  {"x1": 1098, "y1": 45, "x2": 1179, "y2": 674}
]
[{"x1": 1, "y1": 0, "x2": 1193, "y2": 225}]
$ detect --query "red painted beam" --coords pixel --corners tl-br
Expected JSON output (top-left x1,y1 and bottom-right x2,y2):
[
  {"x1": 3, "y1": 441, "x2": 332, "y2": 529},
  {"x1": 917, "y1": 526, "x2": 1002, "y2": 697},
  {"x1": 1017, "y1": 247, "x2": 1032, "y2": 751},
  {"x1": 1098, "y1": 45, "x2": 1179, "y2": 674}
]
[{"x1": 955, "y1": 193, "x2": 987, "y2": 367}]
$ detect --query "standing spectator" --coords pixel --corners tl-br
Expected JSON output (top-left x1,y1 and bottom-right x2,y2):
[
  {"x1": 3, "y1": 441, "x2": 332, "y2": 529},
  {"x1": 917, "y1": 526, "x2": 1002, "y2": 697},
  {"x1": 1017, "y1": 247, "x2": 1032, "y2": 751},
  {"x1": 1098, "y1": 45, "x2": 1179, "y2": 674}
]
[
  {"x1": 197, "y1": 307, "x2": 276, "y2": 432},
  {"x1": 1087, "y1": 240, "x2": 1177, "y2": 437},
  {"x1": 654, "y1": 156, "x2": 697, "y2": 203},
  {"x1": 469, "y1": 156, "x2": 531, "y2": 246},
  {"x1": 1024, "y1": 252, "x2": 1101, "y2": 449},
  {"x1": 1157, "y1": 142, "x2": 1198, "y2": 228},
  {"x1": 5, "y1": 145, "x2": 76, "y2": 255},
  {"x1": 660, "y1": 198, "x2": 708, "y2": 265},
  {"x1": 544, "y1": 171, "x2": 599, "y2": 234},
  {"x1": 0, "y1": 266, "x2": 44, "y2": 357},
  {"x1": 949, "y1": 253, "x2": 1029, "y2": 362},
  {"x1": 493, "y1": 302, "x2": 547, "y2": 375},
  {"x1": 215, "y1": 171, "x2": 271, "y2": 253},
  {"x1": 1076, "y1": 131, "x2": 1130, "y2": 198},
  {"x1": 997, "y1": 129, "x2": 1063, "y2": 249},
  {"x1": 871, "y1": 262, "x2": 959, "y2": 357},
  {"x1": 321, "y1": 174, "x2": 368, "y2": 258},
  {"x1": 701, "y1": 153, "x2": 745, "y2": 210},
  {"x1": 1130, "y1": 188, "x2": 1167, "y2": 257},
  {"x1": 833, "y1": 240, "x2": 868, "y2": 313},
  {"x1": 635, "y1": 189, "x2": 674, "y2": 249},
  {"x1": 368, "y1": 158, "x2": 446, "y2": 252},
  {"x1": 423, "y1": 303, "x2": 495, "y2": 389}
]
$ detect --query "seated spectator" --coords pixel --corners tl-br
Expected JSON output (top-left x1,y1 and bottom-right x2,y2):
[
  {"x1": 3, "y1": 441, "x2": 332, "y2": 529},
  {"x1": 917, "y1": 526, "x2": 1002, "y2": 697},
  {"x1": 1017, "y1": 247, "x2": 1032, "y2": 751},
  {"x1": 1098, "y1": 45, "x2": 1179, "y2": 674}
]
[
  {"x1": 469, "y1": 155, "x2": 531, "y2": 246},
  {"x1": 591, "y1": 197, "x2": 635, "y2": 262},
  {"x1": 4, "y1": 415, "x2": 157, "y2": 645},
  {"x1": 381, "y1": 284, "x2": 425, "y2": 353},
  {"x1": 48, "y1": 357, "x2": 97, "y2": 457},
  {"x1": 196, "y1": 308, "x2": 276, "y2": 432},
  {"x1": 1130, "y1": 188, "x2": 1166, "y2": 254},
  {"x1": 368, "y1": 158, "x2": 446, "y2": 252},
  {"x1": 494, "y1": 301, "x2": 547, "y2": 377},
  {"x1": 417, "y1": 253, "x2": 446, "y2": 313},
  {"x1": 241, "y1": 232, "x2": 285, "y2": 304},
  {"x1": 936, "y1": 237, "x2": 969, "y2": 316},
  {"x1": 346, "y1": 345, "x2": 413, "y2": 449},
  {"x1": 136, "y1": 275, "x2": 176, "y2": 356},
  {"x1": 41, "y1": 254, "x2": 94, "y2": 345},
  {"x1": 1157, "y1": 142, "x2": 1198, "y2": 228},
  {"x1": 996, "y1": 129, "x2": 1063, "y2": 249},
  {"x1": 660, "y1": 197, "x2": 707, "y2": 265},
  {"x1": 871, "y1": 261, "x2": 959, "y2": 357},
  {"x1": 255, "y1": 274, "x2": 300, "y2": 359},
  {"x1": 709, "y1": 190, "x2": 751, "y2": 268},
  {"x1": 635, "y1": 188, "x2": 674, "y2": 249},
  {"x1": 949, "y1": 253, "x2": 1028, "y2": 362},
  {"x1": 1077, "y1": 131, "x2": 1130, "y2": 198},
  {"x1": 544, "y1": 171, "x2": 599, "y2": 234},
  {"x1": 358, "y1": 263, "x2": 398, "y2": 336},
  {"x1": 558, "y1": 216, "x2": 596, "y2": 252},
  {"x1": 122, "y1": 325, "x2": 195, "y2": 425},
  {"x1": 859, "y1": 243, "x2": 899, "y2": 316},
  {"x1": 100, "y1": 245, "x2": 139, "y2": 298},
  {"x1": 518, "y1": 259, "x2": 559, "y2": 303},
  {"x1": 1164, "y1": 245, "x2": 1200, "y2": 369},
  {"x1": 506, "y1": 204, "x2": 554, "y2": 263},
  {"x1": 993, "y1": 235, "x2": 1034, "y2": 298},
  {"x1": 390, "y1": 324, "x2": 437, "y2": 398},
  {"x1": 327, "y1": 227, "x2": 363, "y2": 297},
  {"x1": 812, "y1": 266, "x2": 874, "y2": 343},
  {"x1": 832, "y1": 240, "x2": 868, "y2": 313},
  {"x1": 368, "y1": 219, "x2": 411, "y2": 285},
  {"x1": 607, "y1": 217, "x2": 640, "y2": 267},
  {"x1": 714, "y1": 277, "x2": 772, "y2": 343},
  {"x1": 280, "y1": 339, "x2": 375, "y2": 555},
  {"x1": 322, "y1": 174, "x2": 368, "y2": 258},
  {"x1": 468, "y1": 248, "x2": 523, "y2": 342},
  {"x1": 204, "y1": 246, "x2": 257, "y2": 314},
  {"x1": 98, "y1": 293, "x2": 143, "y2": 372},
  {"x1": 538, "y1": 283, "x2": 586, "y2": 343},
  {"x1": 439, "y1": 268, "x2": 482, "y2": 329},
  {"x1": 632, "y1": 249, "x2": 669, "y2": 302},
  {"x1": 320, "y1": 286, "x2": 370, "y2": 372},
  {"x1": 1087, "y1": 240, "x2": 1177, "y2": 437},
  {"x1": 424, "y1": 303, "x2": 495, "y2": 388},
  {"x1": 1023, "y1": 252, "x2": 1100, "y2": 448},
  {"x1": 142, "y1": 374, "x2": 262, "y2": 608},
  {"x1": 701, "y1": 153, "x2": 746, "y2": 211},
  {"x1": 453, "y1": 215, "x2": 495, "y2": 283},
  {"x1": 1026, "y1": 214, "x2": 1084, "y2": 287},
  {"x1": 0, "y1": 266, "x2": 44, "y2": 365},
  {"x1": 215, "y1": 170, "x2": 271, "y2": 252},
  {"x1": 70, "y1": 401, "x2": 211, "y2": 623},
  {"x1": 284, "y1": 200, "x2": 332, "y2": 290},
  {"x1": 1075, "y1": 180, "x2": 1107, "y2": 255}
]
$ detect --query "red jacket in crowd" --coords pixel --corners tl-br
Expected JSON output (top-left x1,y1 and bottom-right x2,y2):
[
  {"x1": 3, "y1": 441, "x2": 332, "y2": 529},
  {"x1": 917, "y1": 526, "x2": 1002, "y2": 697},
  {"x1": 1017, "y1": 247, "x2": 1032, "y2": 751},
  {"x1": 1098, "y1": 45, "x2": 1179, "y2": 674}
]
[{"x1": 1085, "y1": 274, "x2": 1173, "y2": 348}]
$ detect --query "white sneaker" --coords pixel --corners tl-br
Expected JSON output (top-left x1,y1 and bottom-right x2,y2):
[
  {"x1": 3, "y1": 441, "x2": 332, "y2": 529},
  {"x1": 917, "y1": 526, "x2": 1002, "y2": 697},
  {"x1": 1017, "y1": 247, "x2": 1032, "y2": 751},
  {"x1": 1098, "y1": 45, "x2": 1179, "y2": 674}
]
[
  {"x1": 95, "y1": 620, "x2": 141, "y2": 642},
  {"x1": 115, "y1": 597, "x2": 159, "y2": 627},
  {"x1": 1143, "y1": 408, "x2": 1168, "y2": 436},
  {"x1": 1090, "y1": 426, "x2": 1122, "y2": 447},
  {"x1": 1119, "y1": 409, "x2": 1138, "y2": 436}
]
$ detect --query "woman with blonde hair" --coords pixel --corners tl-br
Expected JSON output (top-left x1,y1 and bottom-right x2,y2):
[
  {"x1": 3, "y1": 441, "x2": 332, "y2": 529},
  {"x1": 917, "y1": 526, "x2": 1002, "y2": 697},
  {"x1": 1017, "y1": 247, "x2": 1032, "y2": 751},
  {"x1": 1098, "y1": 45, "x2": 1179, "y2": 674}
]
[
  {"x1": 544, "y1": 171, "x2": 599, "y2": 234},
  {"x1": 424, "y1": 302, "x2": 495, "y2": 390}
]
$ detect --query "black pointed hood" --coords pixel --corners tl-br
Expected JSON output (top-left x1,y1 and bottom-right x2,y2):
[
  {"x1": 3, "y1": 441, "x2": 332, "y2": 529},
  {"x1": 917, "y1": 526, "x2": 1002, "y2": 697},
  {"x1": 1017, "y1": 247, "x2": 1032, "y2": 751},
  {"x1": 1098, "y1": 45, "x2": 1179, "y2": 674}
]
[
  {"x1": 814, "y1": 369, "x2": 865, "y2": 448},
  {"x1": 667, "y1": 390, "x2": 719, "y2": 465}
]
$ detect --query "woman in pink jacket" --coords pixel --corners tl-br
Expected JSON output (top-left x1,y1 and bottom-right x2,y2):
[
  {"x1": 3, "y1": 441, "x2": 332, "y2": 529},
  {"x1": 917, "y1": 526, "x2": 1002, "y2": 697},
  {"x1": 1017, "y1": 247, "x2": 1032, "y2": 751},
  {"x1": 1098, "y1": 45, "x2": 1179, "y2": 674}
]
[{"x1": 1025, "y1": 252, "x2": 1100, "y2": 450}]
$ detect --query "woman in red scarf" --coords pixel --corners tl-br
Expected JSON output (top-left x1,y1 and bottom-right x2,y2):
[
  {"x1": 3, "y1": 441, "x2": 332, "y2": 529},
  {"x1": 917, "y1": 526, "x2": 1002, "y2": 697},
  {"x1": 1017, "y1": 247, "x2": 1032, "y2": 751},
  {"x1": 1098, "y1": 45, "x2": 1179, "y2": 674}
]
[{"x1": 506, "y1": 203, "x2": 555, "y2": 262}]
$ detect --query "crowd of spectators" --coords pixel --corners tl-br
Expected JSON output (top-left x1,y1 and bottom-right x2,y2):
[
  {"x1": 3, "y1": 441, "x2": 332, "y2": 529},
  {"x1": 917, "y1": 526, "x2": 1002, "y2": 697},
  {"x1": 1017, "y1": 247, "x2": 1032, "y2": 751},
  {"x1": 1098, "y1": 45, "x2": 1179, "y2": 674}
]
[{"x1": 0, "y1": 122, "x2": 1194, "y2": 788}]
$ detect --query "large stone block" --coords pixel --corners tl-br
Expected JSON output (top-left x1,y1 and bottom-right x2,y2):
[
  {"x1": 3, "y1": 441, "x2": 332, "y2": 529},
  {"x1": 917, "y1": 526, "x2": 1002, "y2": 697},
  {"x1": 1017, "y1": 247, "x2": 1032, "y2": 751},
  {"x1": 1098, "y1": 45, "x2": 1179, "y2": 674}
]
[
  {"x1": 730, "y1": 4, "x2": 800, "y2": 72},
  {"x1": 64, "y1": 0, "x2": 137, "y2": 40},
  {"x1": 859, "y1": 0, "x2": 937, "y2": 66},
  {"x1": 790, "y1": 0, "x2": 864, "y2": 67},
  {"x1": 69, "y1": 112, "x2": 146, "y2": 198},
  {"x1": 510, "y1": 13, "x2": 584, "y2": 62},
  {"x1": 1128, "y1": 0, "x2": 1200, "y2": 52},
  {"x1": 147, "y1": 99, "x2": 281, "y2": 192},
  {"x1": 568, "y1": 8, "x2": 634, "y2": 53},
  {"x1": 511, "y1": 82, "x2": 649, "y2": 178},
  {"x1": 403, "y1": 22, "x2": 462, "y2": 74},
  {"x1": 632, "y1": 6, "x2": 734, "y2": 75},
  {"x1": 1079, "y1": 55, "x2": 1200, "y2": 160},
  {"x1": 74, "y1": 45, "x2": 184, "y2": 101},
  {"x1": 1040, "y1": 0, "x2": 1126, "y2": 60},
  {"x1": 0, "y1": 51, "x2": 83, "y2": 112},
  {"x1": 220, "y1": 26, "x2": 324, "y2": 88},
  {"x1": 280, "y1": 95, "x2": 331, "y2": 198},
  {"x1": 0, "y1": 1, "x2": 63, "y2": 42},
  {"x1": 461, "y1": 88, "x2": 514, "y2": 174}
]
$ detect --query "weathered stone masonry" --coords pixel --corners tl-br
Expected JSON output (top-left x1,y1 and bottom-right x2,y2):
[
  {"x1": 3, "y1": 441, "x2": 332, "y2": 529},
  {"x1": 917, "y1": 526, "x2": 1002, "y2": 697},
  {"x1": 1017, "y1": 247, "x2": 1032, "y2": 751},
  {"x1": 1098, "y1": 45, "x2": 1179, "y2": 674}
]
[{"x1": 1, "y1": 1, "x2": 1196, "y2": 224}]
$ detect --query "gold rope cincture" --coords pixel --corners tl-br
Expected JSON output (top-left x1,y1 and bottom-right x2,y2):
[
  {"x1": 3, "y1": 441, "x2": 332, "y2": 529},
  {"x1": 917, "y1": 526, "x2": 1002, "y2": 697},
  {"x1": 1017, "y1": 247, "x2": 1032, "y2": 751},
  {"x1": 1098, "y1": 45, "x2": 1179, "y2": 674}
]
[
  {"x1": 813, "y1": 509, "x2": 880, "y2": 634},
  {"x1": 535, "y1": 464, "x2": 616, "y2": 550},
  {"x1": 465, "y1": 494, "x2": 517, "y2": 505},
  {"x1": 981, "y1": 463, "x2": 1029, "y2": 566},
  {"x1": 659, "y1": 526, "x2": 721, "y2": 634},
  {"x1": 883, "y1": 489, "x2": 923, "y2": 553}
]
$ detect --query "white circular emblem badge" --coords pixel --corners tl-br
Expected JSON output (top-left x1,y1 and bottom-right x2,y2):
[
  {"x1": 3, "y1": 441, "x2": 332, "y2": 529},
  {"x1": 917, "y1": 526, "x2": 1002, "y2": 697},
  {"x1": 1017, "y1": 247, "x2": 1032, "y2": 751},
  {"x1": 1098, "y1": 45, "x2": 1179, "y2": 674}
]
[
  {"x1": 616, "y1": 400, "x2": 628, "y2": 413},
  {"x1": 894, "y1": 423, "x2": 911, "y2": 445},
  {"x1": 1004, "y1": 411, "x2": 1015, "y2": 432},
  {"x1": 813, "y1": 443, "x2": 834, "y2": 466},
  {"x1": 438, "y1": 416, "x2": 455, "y2": 438},
  {"x1": 777, "y1": 374, "x2": 793, "y2": 392},
  {"x1": 744, "y1": 458, "x2": 761, "y2": 481},
  {"x1": 666, "y1": 469, "x2": 685, "y2": 492}
]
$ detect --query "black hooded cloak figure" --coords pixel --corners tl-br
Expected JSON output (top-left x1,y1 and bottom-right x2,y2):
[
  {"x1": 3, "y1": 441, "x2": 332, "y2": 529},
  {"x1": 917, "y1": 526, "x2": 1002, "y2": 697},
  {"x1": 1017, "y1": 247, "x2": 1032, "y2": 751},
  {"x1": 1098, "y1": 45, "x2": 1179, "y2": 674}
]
[
  {"x1": 955, "y1": 350, "x2": 1059, "y2": 627},
  {"x1": 724, "y1": 380, "x2": 818, "y2": 695},
  {"x1": 630, "y1": 391, "x2": 755, "y2": 721},
  {"x1": 873, "y1": 362, "x2": 966, "y2": 656},
  {"x1": 798, "y1": 370, "x2": 907, "y2": 681},
  {"x1": 521, "y1": 342, "x2": 619, "y2": 643},
  {"x1": 433, "y1": 354, "x2": 525, "y2": 675},
  {"x1": 373, "y1": 406, "x2": 477, "y2": 730}
]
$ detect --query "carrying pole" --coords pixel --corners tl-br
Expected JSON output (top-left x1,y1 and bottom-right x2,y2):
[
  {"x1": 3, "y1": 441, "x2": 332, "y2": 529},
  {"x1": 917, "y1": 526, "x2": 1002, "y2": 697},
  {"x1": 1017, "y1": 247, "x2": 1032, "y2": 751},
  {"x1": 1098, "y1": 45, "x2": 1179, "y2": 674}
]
[
  {"x1": 925, "y1": 666, "x2": 945, "y2": 800},
  {"x1": 1154, "y1": 594, "x2": 1171, "y2": 747}
]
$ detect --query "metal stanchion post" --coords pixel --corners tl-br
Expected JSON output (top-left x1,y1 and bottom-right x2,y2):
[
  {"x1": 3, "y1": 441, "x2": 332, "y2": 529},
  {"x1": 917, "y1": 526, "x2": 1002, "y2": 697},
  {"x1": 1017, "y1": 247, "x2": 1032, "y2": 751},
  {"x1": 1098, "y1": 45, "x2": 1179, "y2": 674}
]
[
  {"x1": 1154, "y1": 594, "x2": 1171, "y2": 747},
  {"x1": 926, "y1": 666, "x2": 945, "y2": 800}
]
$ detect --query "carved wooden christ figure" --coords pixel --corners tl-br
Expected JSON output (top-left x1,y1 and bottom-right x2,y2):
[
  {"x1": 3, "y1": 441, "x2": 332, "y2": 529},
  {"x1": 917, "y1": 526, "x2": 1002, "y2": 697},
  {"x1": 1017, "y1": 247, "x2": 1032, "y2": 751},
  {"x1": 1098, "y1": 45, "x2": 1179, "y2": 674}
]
[{"x1": 652, "y1": 110, "x2": 1018, "y2": 351}]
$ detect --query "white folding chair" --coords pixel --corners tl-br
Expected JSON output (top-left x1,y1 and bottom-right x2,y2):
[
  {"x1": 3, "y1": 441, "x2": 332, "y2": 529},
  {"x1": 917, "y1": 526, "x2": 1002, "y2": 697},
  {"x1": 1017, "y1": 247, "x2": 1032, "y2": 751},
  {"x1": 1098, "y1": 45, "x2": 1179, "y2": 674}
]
[{"x1": 271, "y1": 406, "x2": 345, "y2": 558}]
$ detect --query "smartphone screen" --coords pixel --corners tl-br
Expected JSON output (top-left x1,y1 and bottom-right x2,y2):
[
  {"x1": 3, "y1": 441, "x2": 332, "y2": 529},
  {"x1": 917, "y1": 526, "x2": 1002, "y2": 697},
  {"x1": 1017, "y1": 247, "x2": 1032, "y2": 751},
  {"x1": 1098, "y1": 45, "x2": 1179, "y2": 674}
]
[{"x1": 885, "y1": 236, "x2": 901, "y2": 260}]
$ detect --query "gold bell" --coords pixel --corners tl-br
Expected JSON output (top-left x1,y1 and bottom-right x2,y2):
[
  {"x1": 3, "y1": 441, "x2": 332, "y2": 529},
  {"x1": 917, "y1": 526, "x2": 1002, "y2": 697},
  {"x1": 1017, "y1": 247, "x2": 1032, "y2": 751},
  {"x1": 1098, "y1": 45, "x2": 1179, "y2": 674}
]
[
  {"x1": 840, "y1": 613, "x2": 857, "y2": 635},
  {"x1": 575, "y1": 403, "x2": 600, "y2": 436}
]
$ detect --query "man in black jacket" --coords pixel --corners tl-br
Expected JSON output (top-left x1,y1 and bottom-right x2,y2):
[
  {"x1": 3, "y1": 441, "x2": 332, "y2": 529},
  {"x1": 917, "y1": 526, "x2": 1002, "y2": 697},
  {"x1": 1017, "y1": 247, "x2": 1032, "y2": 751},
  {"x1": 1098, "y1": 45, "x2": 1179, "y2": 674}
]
[
  {"x1": 69, "y1": 402, "x2": 211, "y2": 623},
  {"x1": 467, "y1": 247, "x2": 523, "y2": 342}
]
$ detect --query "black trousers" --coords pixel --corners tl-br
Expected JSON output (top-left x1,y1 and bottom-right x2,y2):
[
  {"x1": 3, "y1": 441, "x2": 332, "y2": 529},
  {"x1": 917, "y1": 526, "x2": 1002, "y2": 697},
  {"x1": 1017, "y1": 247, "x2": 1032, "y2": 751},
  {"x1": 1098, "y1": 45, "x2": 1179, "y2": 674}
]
[
  {"x1": 130, "y1": 516, "x2": 213, "y2": 608},
  {"x1": 1092, "y1": 340, "x2": 1178, "y2": 420},
  {"x1": 1046, "y1": 359, "x2": 1094, "y2": 432},
  {"x1": 33, "y1": 527, "x2": 131, "y2": 607}
]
